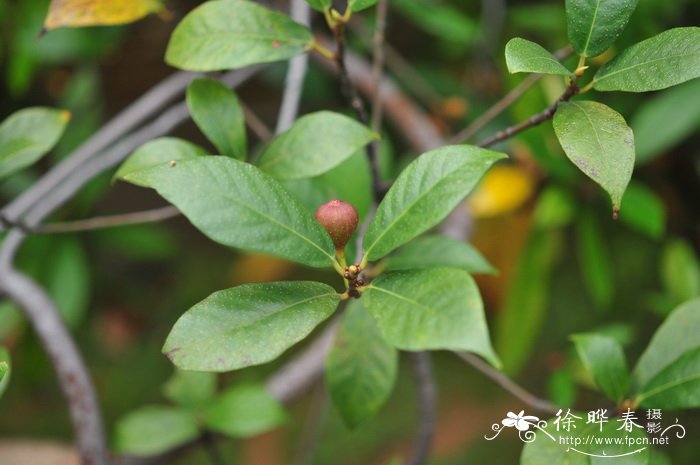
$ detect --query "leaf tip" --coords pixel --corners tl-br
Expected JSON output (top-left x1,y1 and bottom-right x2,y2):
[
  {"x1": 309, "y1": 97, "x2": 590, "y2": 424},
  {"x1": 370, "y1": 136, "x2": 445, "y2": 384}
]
[
  {"x1": 36, "y1": 27, "x2": 48, "y2": 40},
  {"x1": 163, "y1": 346, "x2": 182, "y2": 363},
  {"x1": 612, "y1": 208, "x2": 620, "y2": 221},
  {"x1": 60, "y1": 110, "x2": 72, "y2": 122}
]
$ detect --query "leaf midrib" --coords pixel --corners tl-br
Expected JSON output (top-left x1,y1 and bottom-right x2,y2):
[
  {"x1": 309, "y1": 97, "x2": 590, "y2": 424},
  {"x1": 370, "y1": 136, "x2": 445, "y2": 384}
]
[
  {"x1": 216, "y1": 292, "x2": 337, "y2": 335},
  {"x1": 637, "y1": 372, "x2": 700, "y2": 403},
  {"x1": 368, "y1": 284, "x2": 435, "y2": 314},
  {"x1": 569, "y1": 101, "x2": 606, "y2": 156},
  {"x1": 213, "y1": 175, "x2": 335, "y2": 262},
  {"x1": 594, "y1": 51, "x2": 699, "y2": 86},
  {"x1": 183, "y1": 31, "x2": 311, "y2": 45},
  {"x1": 581, "y1": 0, "x2": 603, "y2": 56},
  {"x1": 364, "y1": 160, "x2": 473, "y2": 258}
]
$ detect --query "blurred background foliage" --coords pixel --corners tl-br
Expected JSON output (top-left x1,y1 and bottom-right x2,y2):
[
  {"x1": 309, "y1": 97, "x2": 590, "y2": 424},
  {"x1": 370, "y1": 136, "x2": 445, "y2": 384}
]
[{"x1": 0, "y1": 0, "x2": 699, "y2": 464}]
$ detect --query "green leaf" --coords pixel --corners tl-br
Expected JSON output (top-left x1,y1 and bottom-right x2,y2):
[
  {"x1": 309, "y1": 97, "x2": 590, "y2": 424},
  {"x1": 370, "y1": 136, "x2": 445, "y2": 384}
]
[
  {"x1": 661, "y1": 239, "x2": 700, "y2": 304},
  {"x1": 115, "y1": 137, "x2": 209, "y2": 186},
  {"x1": 45, "y1": 238, "x2": 91, "y2": 329},
  {"x1": 637, "y1": 346, "x2": 700, "y2": 409},
  {"x1": 349, "y1": 0, "x2": 379, "y2": 12},
  {"x1": 593, "y1": 27, "x2": 700, "y2": 92},
  {"x1": 576, "y1": 210, "x2": 614, "y2": 310},
  {"x1": 0, "y1": 347, "x2": 10, "y2": 399},
  {"x1": 565, "y1": 0, "x2": 639, "y2": 57},
  {"x1": 123, "y1": 157, "x2": 336, "y2": 267},
  {"x1": 631, "y1": 79, "x2": 700, "y2": 165},
  {"x1": 571, "y1": 333, "x2": 629, "y2": 402},
  {"x1": 520, "y1": 420, "x2": 588, "y2": 465},
  {"x1": 505, "y1": 38, "x2": 572, "y2": 76},
  {"x1": 204, "y1": 384, "x2": 287, "y2": 437},
  {"x1": 364, "y1": 268, "x2": 500, "y2": 367},
  {"x1": 304, "y1": 0, "x2": 331, "y2": 12},
  {"x1": 0, "y1": 107, "x2": 70, "y2": 179},
  {"x1": 619, "y1": 181, "x2": 665, "y2": 240},
  {"x1": 163, "y1": 370, "x2": 217, "y2": 409},
  {"x1": 553, "y1": 101, "x2": 634, "y2": 214},
  {"x1": 632, "y1": 298, "x2": 700, "y2": 389},
  {"x1": 187, "y1": 78, "x2": 246, "y2": 160},
  {"x1": 325, "y1": 301, "x2": 398, "y2": 428},
  {"x1": 258, "y1": 111, "x2": 377, "y2": 180},
  {"x1": 113, "y1": 406, "x2": 199, "y2": 455},
  {"x1": 363, "y1": 145, "x2": 506, "y2": 261},
  {"x1": 496, "y1": 229, "x2": 563, "y2": 374},
  {"x1": 166, "y1": 0, "x2": 313, "y2": 71},
  {"x1": 585, "y1": 421, "x2": 649, "y2": 465},
  {"x1": 384, "y1": 235, "x2": 496, "y2": 275},
  {"x1": 163, "y1": 281, "x2": 340, "y2": 371},
  {"x1": 391, "y1": 0, "x2": 476, "y2": 44},
  {"x1": 533, "y1": 185, "x2": 577, "y2": 230}
]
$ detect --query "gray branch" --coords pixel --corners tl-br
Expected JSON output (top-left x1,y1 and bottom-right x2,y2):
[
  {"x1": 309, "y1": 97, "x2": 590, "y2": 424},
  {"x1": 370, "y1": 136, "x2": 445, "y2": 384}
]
[
  {"x1": 1, "y1": 71, "x2": 199, "y2": 228},
  {"x1": 404, "y1": 352, "x2": 437, "y2": 465},
  {"x1": 275, "y1": 0, "x2": 311, "y2": 134},
  {"x1": 0, "y1": 67, "x2": 261, "y2": 465},
  {"x1": 0, "y1": 269, "x2": 108, "y2": 465},
  {"x1": 455, "y1": 351, "x2": 559, "y2": 414}
]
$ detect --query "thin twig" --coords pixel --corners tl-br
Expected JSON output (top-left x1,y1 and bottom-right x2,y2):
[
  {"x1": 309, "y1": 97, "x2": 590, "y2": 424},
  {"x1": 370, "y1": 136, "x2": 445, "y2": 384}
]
[
  {"x1": 0, "y1": 269, "x2": 108, "y2": 465},
  {"x1": 117, "y1": 316, "x2": 342, "y2": 465},
  {"x1": 28, "y1": 206, "x2": 180, "y2": 234},
  {"x1": 0, "y1": 68, "x2": 261, "y2": 264},
  {"x1": 404, "y1": 352, "x2": 437, "y2": 465},
  {"x1": 275, "y1": 0, "x2": 311, "y2": 134},
  {"x1": 348, "y1": 19, "x2": 442, "y2": 111},
  {"x1": 476, "y1": 81, "x2": 578, "y2": 148},
  {"x1": 241, "y1": 102, "x2": 274, "y2": 143},
  {"x1": 455, "y1": 351, "x2": 559, "y2": 414},
  {"x1": 449, "y1": 45, "x2": 574, "y2": 145},
  {"x1": 0, "y1": 67, "x2": 262, "y2": 464},
  {"x1": 370, "y1": 0, "x2": 389, "y2": 134},
  {"x1": 1, "y1": 71, "x2": 199, "y2": 230},
  {"x1": 331, "y1": 24, "x2": 384, "y2": 201},
  {"x1": 265, "y1": 313, "x2": 342, "y2": 404},
  {"x1": 312, "y1": 38, "x2": 444, "y2": 153}
]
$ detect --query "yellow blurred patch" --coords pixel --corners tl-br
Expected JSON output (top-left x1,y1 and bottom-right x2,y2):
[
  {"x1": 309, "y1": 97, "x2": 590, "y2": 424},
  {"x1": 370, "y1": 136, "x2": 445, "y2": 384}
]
[
  {"x1": 229, "y1": 253, "x2": 295, "y2": 285},
  {"x1": 44, "y1": 0, "x2": 164, "y2": 30},
  {"x1": 467, "y1": 164, "x2": 535, "y2": 218}
]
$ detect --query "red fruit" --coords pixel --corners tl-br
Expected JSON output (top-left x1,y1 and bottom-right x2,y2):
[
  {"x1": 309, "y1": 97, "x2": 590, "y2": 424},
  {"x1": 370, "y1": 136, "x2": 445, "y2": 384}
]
[{"x1": 314, "y1": 200, "x2": 359, "y2": 251}]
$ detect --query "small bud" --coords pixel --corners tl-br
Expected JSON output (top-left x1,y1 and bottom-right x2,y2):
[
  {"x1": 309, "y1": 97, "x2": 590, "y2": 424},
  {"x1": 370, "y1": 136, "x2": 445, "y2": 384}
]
[{"x1": 314, "y1": 200, "x2": 359, "y2": 252}]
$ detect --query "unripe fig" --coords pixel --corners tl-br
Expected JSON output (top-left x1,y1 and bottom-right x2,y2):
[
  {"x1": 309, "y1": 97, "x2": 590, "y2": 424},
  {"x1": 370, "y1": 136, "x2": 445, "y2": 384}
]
[{"x1": 314, "y1": 200, "x2": 359, "y2": 252}]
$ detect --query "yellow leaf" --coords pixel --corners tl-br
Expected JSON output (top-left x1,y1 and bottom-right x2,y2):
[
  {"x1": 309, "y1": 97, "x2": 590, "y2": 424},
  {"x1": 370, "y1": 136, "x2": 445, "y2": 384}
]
[
  {"x1": 468, "y1": 164, "x2": 535, "y2": 218},
  {"x1": 44, "y1": 0, "x2": 164, "y2": 30}
]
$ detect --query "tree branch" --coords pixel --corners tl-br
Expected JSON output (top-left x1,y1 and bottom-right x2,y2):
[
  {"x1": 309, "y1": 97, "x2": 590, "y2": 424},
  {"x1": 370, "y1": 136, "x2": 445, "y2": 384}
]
[
  {"x1": 312, "y1": 39, "x2": 444, "y2": 153},
  {"x1": 265, "y1": 314, "x2": 341, "y2": 404},
  {"x1": 454, "y1": 352, "x2": 558, "y2": 415},
  {"x1": 116, "y1": 316, "x2": 342, "y2": 465},
  {"x1": 449, "y1": 45, "x2": 574, "y2": 145},
  {"x1": 24, "y1": 206, "x2": 181, "y2": 234},
  {"x1": 0, "y1": 269, "x2": 108, "y2": 465},
  {"x1": 404, "y1": 352, "x2": 437, "y2": 465},
  {"x1": 0, "y1": 68, "x2": 261, "y2": 264},
  {"x1": 275, "y1": 0, "x2": 311, "y2": 134},
  {"x1": 331, "y1": 23, "x2": 384, "y2": 201},
  {"x1": 0, "y1": 67, "x2": 262, "y2": 465},
  {"x1": 370, "y1": 0, "x2": 389, "y2": 134},
  {"x1": 348, "y1": 19, "x2": 442, "y2": 111},
  {"x1": 476, "y1": 81, "x2": 578, "y2": 148},
  {"x1": 1, "y1": 71, "x2": 199, "y2": 230}
]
